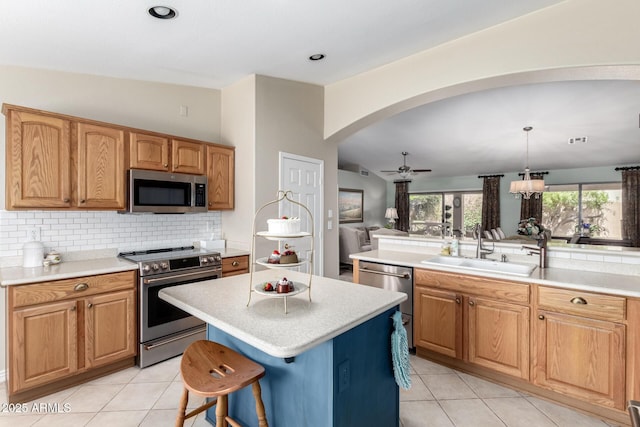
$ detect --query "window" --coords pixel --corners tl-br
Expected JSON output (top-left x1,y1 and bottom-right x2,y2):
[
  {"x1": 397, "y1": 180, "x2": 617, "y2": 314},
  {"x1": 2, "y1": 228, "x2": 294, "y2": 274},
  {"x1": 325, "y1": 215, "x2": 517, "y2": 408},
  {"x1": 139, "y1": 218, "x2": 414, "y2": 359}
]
[
  {"x1": 409, "y1": 191, "x2": 482, "y2": 237},
  {"x1": 541, "y1": 182, "x2": 622, "y2": 240}
]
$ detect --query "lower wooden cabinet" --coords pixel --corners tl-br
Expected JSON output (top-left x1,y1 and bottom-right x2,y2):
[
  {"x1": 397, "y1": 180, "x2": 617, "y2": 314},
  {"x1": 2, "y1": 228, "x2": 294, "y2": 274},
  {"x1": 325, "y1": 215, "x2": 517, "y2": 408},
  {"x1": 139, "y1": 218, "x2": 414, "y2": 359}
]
[
  {"x1": 11, "y1": 300, "x2": 78, "y2": 391},
  {"x1": 468, "y1": 296, "x2": 529, "y2": 380},
  {"x1": 414, "y1": 268, "x2": 530, "y2": 380},
  {"x1": 415, "y1": 268, "x2": 630, "y2": 418},
  {"x1": 533, "y1": 287, "x2": 626, "y2": 410},
  {"x1": 222, "y1": 255, "x2": 249, "y2": 277},
  {"x1": 415, "y1": 286, "x2": 462, "y2": 358},
  {"x1": 8, "y1": 271, "x2": 137, "y2": 399}
]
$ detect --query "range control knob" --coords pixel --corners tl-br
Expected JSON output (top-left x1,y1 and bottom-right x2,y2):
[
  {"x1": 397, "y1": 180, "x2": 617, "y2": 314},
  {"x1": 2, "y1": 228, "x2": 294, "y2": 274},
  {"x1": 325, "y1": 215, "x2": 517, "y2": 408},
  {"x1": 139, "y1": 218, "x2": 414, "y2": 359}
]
[
  {"x1": 142, "y1": 264, "x2": 151, "y2": 273},
  {"x1": 201, "y1": 257, "x2": 209, "y2": 264},
  {"x1": 151, "y1": 263, "x2": 160, "y2": 271},
  {"x1": 160, "y1": 262, "x2": 169, "y2": 270},
  {"x1": 207, "y1": 256, "x2": 217, "y2": 263}
]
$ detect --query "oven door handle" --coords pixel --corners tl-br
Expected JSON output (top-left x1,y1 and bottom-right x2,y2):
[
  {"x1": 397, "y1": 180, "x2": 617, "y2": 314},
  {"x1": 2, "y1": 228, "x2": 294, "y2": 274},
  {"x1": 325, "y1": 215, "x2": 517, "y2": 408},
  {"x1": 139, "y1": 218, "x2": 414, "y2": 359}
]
[
  {"x1": 143, "y1": 269, "x2": 221, "y2": 285},
  {"x1": 143, "y1": 325, "x2": 206, "y2": 351}
]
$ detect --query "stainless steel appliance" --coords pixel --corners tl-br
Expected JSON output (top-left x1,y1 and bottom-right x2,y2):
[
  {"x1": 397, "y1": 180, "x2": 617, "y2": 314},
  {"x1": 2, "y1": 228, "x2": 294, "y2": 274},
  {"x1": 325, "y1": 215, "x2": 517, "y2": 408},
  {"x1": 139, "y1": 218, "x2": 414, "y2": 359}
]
[
  {"x1": 358, "y1": 261, "x2": 414, "y2": 350},
  {"x1": 119, "y1": 246, "x2": 222, "y2": 367},
  {"x1": 124, "y1": 169, "x2": 208, "y2": 214}
]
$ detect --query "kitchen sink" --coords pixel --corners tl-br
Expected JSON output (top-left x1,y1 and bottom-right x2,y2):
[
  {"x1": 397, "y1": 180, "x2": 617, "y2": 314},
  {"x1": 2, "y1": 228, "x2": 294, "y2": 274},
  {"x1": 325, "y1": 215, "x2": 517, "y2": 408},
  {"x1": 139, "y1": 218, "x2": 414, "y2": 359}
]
[{"x1": 421, "y1": 256, "x2": 537, "y2": 277}]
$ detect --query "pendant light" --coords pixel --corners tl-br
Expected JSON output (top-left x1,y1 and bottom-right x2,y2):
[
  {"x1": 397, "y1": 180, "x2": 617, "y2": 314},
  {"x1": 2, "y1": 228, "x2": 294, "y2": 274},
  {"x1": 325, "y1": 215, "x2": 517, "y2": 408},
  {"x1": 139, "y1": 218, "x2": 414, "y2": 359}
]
[{"x1": 509, "y1": 126, "x2": 545, "y2": 199}]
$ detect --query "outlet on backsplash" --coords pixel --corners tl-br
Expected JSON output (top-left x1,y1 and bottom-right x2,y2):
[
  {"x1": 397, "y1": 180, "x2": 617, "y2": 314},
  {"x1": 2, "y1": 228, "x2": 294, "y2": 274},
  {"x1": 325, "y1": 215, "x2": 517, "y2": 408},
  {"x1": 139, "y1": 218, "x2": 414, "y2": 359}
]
[{"x1": 26, "y1": 227, "x2": 41, "y2": 242}]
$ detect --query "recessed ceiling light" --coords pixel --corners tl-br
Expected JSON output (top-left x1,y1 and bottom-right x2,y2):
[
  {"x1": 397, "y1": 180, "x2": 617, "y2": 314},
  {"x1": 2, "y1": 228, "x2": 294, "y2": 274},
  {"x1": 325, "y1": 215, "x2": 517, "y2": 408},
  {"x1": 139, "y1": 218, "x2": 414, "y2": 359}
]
[
  {"x1": 568, "y1": 136, "x2": 588, "y2": 144},
  {"x1": 148, "y1": 6, "x2": 177, "y2": 19},
  {"x1": 308, "y1": 54, "x2": 325, "y2": 61}
]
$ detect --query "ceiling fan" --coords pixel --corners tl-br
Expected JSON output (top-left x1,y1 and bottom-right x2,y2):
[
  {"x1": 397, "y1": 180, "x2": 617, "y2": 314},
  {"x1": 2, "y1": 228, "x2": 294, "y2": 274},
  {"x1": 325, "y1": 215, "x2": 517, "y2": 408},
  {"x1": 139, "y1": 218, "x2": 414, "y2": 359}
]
[{"x1": 381, "y1": 151, "x2": 432, "y2": 178}]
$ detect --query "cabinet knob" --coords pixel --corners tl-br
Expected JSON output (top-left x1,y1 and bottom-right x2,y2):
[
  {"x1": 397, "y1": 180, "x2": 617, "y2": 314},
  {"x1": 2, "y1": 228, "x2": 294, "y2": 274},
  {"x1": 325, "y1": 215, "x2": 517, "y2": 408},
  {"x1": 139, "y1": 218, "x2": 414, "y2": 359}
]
[
  {"x1": 455, "y1": 297, "x2": 461, "y2": 304},
  {"x1": 80, "y1": 199, "x2": 86, "y2": 204},
  {"x1": 70, "y1": 306, "x2": 76, "y2": 312},
  {"x1": 87, "y1": 303, "x2": 93, "y2": 309},
  {"x1": 74, "y1": 283, "x2": 89, "y2": 292},
  {"x1": 63, "y1": 198, "x2": 70, "y2": 203},
  {"x1": 570, "y1": 297, "x2": 588, "y2": 305},
  {"x1": 163, "y1": 163, "x2": 168, "y2": 168},
  {"x1": 468, "y1": 300, "x2": 475, "y2": 306},
  {"x1": 232, "y1": 261, "x2": 240, "y2": 267},
  {"x1": 538, "y1": 314, "x2": 545, "y2": 320}
]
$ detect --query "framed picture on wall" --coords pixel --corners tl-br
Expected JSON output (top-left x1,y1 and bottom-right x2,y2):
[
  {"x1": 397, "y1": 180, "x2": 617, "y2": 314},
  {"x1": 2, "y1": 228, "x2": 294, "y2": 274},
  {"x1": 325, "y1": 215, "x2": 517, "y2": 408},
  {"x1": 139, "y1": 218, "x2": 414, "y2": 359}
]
[{"x1": 338, "y1": 188, "x2": 364, "y2": 223}]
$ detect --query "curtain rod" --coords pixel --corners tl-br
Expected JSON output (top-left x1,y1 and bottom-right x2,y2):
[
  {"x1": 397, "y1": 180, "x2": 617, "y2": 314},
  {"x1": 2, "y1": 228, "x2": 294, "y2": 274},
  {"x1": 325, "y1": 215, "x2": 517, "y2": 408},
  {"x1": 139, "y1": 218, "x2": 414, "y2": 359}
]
[
  {"x1": 477, "y1": 174, "x2": 504, "y2": 178},
  {"x1": 517, "y1": 171, "x2": 549, "y2": 177},
  {"x1": 615, "y1": 166, "x2": 640, "y2": 171}
]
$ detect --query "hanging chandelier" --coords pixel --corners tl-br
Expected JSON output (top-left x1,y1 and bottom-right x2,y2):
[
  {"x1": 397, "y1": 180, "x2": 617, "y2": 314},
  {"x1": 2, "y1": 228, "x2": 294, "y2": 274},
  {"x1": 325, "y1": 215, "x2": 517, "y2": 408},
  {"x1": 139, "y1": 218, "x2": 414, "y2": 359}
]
[{"x1": 509, "y1": 126, "x2": 545, "y2": 199}]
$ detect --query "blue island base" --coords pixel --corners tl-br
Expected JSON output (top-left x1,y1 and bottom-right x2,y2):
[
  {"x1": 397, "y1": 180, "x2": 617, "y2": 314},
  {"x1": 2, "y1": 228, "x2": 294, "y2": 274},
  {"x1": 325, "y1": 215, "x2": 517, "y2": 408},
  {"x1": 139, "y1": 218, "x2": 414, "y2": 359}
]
[{"x1": 205, "y1": 307, "x2": 400, "y2": 427}]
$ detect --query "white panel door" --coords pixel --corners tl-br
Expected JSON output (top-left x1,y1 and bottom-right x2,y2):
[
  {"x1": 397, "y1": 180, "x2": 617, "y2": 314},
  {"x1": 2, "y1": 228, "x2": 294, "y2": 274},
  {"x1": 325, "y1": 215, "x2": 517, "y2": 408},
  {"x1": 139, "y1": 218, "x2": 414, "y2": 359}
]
[{"x1": 279, "y1": 152, "x2": 323, "y2": 276}]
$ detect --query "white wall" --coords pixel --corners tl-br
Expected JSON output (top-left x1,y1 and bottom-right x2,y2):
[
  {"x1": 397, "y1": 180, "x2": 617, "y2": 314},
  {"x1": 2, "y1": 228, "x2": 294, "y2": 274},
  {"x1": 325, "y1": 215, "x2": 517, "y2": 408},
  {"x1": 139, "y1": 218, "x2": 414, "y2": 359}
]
[
  {"x1": 338, "y1": 169, "x2": 388, "y2": 227},
  {"x1": 324, "y1": 0, "x2": 640, "y2": 141},
  {"x1": 254, "y1": 76, "x2": 339, "y2": 277}
]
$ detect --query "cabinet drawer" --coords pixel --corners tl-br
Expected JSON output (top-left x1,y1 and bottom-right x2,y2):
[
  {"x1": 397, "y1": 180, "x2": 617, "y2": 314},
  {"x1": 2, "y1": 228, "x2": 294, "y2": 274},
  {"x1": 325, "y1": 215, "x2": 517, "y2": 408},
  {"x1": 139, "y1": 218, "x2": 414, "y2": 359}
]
[
  {"x1": 11, "y1": 271, "x2": 136, "y2": 308},
  {"x1": 415, "y1": 268, "x2": 529, "y2": 304},
  {"x1": 537, "y1": 286, "x2": 625, "y2": 322},
  {"x1": 222, "y1": 255, "x2": 249, "y2": 277}
]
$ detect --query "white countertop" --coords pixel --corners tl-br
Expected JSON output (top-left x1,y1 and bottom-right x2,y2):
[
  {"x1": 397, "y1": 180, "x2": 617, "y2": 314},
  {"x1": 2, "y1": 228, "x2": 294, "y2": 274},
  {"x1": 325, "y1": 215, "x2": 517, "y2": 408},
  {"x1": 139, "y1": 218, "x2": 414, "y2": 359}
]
[
  {"x1": 159, "y1": 269, "x2": 407, "y2": 359},
  {"x1": 352, "y1": 250, "x2": 640, "y2": 298},
  {"x1": 0, "y1": 257, "x2": 138, "y2": 286},
  {"x1": 218, "y1": 248, "x2": 250, "y2": 258}
]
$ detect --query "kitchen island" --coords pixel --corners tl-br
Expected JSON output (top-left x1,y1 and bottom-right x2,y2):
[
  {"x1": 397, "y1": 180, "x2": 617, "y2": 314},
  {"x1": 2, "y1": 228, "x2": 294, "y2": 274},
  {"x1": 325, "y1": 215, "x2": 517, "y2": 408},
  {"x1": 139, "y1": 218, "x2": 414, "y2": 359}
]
[{"x1": 159, "y1": 269, "x2": 407, "y2": 427}]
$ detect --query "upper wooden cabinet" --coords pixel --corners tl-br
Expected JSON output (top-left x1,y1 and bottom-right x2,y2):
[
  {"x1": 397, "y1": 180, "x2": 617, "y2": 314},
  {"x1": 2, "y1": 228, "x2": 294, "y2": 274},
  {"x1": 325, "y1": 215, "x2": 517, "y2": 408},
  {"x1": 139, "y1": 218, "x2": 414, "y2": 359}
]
[
  {"x1": 5, "y1": 109, "x2": 72, "y2": 208},
  {"x1": 129, "y1": 134, "x2": 205, "y2": 175},
  {"x1": 3, "y1": 104, "x2": 236, "y2": 211},
  {"x1": 172, "y1": 139, "x2": 205, "y2": 175},
  {"x1": 206, "y1": 144, "x2": 235, "y2": 210},
  {"x1": 129, "y1": 132, "x2": 170, "y2": 171},
  {"x1": 77, "y1": 123, "x2": 125, "y2": 209}
]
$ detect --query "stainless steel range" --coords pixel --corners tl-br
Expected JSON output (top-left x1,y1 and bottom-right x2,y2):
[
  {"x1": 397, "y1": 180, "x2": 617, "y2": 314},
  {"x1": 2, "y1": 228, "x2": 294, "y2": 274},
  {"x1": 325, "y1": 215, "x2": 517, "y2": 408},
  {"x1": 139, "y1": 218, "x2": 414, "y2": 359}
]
[{"x1": 119, "y1": 246, "x2": 222, "y2": 368}]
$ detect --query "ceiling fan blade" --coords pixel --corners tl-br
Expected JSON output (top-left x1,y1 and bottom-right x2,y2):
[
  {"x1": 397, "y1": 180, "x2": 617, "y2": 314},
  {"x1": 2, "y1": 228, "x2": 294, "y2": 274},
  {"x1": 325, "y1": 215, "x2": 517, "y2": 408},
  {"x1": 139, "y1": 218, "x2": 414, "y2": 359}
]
[
  {"x1": 380, "y1": 170, "x2": 399, "y2": 173},
  {"x1": 412, "y1": 169, "x2": 432, "y2": 172}
]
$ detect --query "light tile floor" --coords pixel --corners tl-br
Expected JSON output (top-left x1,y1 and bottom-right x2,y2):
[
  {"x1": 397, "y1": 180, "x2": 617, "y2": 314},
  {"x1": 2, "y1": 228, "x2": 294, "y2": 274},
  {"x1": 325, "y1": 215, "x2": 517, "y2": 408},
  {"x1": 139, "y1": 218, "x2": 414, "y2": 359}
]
[{"x1": 0, "y1": 353, "x2": 625, "y2": 426}]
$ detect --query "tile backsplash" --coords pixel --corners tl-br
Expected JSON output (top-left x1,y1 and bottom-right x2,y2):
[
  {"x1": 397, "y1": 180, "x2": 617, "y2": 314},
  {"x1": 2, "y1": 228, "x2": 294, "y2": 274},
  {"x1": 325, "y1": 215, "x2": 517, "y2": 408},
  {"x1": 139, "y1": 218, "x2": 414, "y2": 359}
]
[{"x1": 0, "y1": 210, "x2": 222, "y2": 264}]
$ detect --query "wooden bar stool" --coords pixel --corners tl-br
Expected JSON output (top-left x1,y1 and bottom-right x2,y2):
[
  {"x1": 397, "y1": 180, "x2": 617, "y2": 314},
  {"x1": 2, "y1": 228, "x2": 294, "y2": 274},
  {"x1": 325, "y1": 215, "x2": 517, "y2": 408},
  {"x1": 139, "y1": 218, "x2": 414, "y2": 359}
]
[{"x1": 176, "y1": 340, "x2": 268, "y2": 427}]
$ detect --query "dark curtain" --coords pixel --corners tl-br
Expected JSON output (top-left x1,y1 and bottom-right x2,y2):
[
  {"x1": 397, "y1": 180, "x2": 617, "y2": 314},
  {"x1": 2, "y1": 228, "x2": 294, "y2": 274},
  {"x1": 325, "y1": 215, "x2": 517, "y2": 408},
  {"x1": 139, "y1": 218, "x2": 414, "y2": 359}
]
[
  {"x1": 481, "y1": 176, "x2": 501, "y2": 232},
  {"x1": 621, "y1": 169, "x2": 640, "y2": 247},
  {"x1": 394, "y1": 180, "x2": 410, "y2": 232},
  {"x1": 519, "y1": 173, "x2": 545, "y2": 222}
]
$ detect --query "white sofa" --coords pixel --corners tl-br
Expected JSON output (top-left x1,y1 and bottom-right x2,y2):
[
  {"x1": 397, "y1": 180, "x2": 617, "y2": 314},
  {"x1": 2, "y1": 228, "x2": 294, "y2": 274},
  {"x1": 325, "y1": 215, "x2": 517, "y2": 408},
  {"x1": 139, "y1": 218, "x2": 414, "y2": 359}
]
[{"x1": 339, "y1": 226, "x2": 378, "y2": 265}]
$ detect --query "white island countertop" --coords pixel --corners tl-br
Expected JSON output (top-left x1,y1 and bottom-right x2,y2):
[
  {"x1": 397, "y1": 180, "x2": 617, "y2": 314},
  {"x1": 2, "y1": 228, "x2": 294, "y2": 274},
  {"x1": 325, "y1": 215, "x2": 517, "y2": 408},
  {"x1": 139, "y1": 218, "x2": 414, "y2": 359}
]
[{"x1": 159, "y1": 269, "x2": 407, "y2": 359}]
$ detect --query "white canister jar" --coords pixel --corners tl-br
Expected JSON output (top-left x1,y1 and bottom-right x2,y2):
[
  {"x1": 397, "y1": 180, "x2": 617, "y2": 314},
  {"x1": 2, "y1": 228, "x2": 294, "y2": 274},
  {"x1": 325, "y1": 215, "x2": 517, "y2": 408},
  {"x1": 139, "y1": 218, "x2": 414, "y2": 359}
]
[{"x1": 23, "y1": 241, "x2": 44, "y2": 268}]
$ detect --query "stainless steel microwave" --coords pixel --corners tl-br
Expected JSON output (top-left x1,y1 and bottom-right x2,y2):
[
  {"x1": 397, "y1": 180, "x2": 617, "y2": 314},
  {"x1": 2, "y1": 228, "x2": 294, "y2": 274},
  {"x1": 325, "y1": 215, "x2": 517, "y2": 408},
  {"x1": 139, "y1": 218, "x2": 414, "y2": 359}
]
[{"x1": 124, "y1": 169, "x2": 208, "y2": 213}]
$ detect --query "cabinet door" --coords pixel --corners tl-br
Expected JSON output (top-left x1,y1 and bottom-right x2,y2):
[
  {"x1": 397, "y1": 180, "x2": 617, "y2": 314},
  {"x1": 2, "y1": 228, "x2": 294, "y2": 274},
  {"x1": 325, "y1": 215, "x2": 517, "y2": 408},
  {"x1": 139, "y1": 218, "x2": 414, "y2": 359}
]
[
  {"x1": 129, "y1": 132, "x2": 169, "y2": 171},
  {"x1": 77, "y1": 123, "x2": 125, "y2": 209},
  {"x1": 206, "y1": 145, "x2": 235, "y2": 210},
  {"x1": 6, "y1": 110, "x2": 71, "y2": 208},
  {"x1": 10, "y1": 300, "x2": 78, "y2": 393},
  {"x1": 171, "y1": 139, "x2": 205, "y2": 174},
  {"x1": 85, "y1": 290, "x2": 136, "y2": 368},
  {"x1": 467, "y1": 296, "x2": 530, "y2": 379},
  {"x1": 415, "y1": 286, "x2": 462, "y2": 358},
  {"x1": 533, "y1": 311, "x2": 625, "y2": 409}
]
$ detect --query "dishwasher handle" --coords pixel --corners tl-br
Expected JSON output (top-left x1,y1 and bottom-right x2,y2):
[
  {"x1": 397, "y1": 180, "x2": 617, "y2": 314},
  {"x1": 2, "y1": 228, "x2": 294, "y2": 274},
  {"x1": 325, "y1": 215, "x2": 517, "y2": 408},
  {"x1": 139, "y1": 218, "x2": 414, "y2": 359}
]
[{"x1": 358, "y1": 267, "x2": 411, "y2": 280}]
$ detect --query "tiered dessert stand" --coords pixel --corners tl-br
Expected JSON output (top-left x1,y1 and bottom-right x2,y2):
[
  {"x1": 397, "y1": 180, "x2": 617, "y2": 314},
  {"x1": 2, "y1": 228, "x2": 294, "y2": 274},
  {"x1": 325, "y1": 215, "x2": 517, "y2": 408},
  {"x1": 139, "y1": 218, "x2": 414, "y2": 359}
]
[{"x1": 247, "y1": 190, "x2": 314, "y2": 313}]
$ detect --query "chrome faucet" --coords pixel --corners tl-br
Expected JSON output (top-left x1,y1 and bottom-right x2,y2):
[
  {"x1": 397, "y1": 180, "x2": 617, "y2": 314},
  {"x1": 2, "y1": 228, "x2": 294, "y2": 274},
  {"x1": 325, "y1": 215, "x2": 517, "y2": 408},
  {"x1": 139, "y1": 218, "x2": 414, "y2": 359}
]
[
  {"x1": 522, "y1": 232, "x2": 548, "y2": 268},
  {"x1": 473, "y1": 223, "x2": 494, "y2": 259}
]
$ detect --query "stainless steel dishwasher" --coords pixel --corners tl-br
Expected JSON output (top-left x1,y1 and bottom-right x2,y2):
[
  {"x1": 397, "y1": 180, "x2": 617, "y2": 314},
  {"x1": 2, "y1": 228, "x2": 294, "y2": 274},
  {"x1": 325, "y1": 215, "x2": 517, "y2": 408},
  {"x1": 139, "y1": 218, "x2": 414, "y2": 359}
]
[{"x1": 358, "y1": 261, "x2": 414, "y2": 350}]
